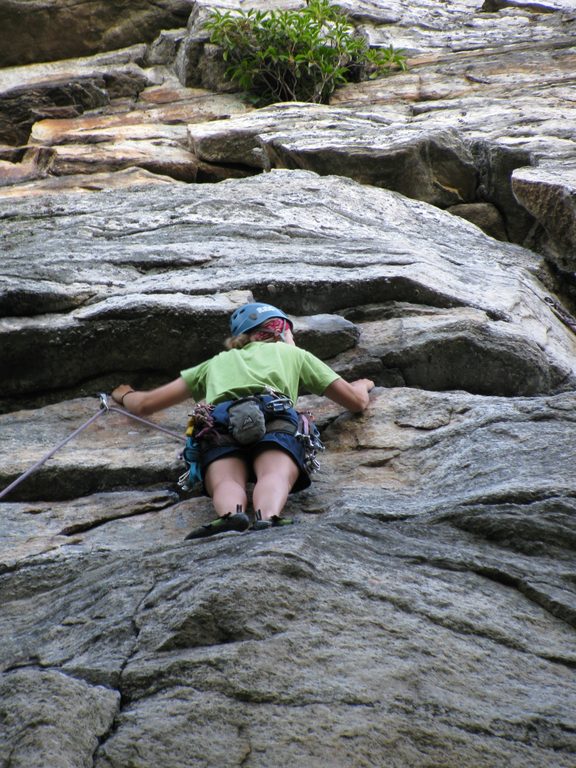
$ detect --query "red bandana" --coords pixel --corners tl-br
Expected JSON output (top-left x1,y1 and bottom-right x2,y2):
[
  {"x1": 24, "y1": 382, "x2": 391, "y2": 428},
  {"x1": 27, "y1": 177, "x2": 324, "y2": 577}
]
[{"x1": 251, "y1": 318, "x2": 288, "y2": 341}]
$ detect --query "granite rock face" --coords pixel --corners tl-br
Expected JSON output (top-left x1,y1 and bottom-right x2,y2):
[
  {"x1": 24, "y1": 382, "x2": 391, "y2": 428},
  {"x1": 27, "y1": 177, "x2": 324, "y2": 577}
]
[
  {"x1": 0, "y1": 0, "x2": 193, "y2": 67},
  {"x1": 512, "y1": 164, "x2": 576, "y2": 273},
  {"x1": 1, "y1": 1, "x2": 576, "y2": 767},
  {"x1": 0, "y1": 0, "x2": 575, "y2": 274},
  {"x1": 2, "y1": 169, "x2": 576, "y2": 767},
  {"x1": 1, "y1": 388, "x2": 576, "y2": 768},
  {"x1": 1, "y1": 172, "x2": 575, "y2": 406}
]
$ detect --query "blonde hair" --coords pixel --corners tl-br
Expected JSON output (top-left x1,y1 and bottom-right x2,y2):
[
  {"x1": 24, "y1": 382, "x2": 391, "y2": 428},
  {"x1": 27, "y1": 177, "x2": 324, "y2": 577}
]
[
  {"x1": 225, "y1": 333, "x2": 251, "y2": 350},
  {"x1": 225, "y1": 331, "x2": 278, "y2": 350}
]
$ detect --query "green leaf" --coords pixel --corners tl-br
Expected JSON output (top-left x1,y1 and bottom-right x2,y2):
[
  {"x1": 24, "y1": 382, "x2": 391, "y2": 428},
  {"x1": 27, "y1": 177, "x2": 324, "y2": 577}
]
[{"x1": 204, "y1": 1, "x2": 407, "y2": 105}]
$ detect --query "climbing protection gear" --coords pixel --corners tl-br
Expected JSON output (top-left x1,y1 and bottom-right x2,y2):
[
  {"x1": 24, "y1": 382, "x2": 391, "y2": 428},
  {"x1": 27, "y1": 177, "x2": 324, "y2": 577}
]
[
  {"x1": 251, "y1": 509, "x2": 295, "y2": 531},
  {"x1": 178, "y1": 403, "x2": 218, "y2": 492},
  {"x1": 100, "y1": 393, "x2": 184, "y2": 441},
  {"x1": 185, "y1": 504, "x2": 250, "y2": 539},
  {"x1": 0, "y1": 394, "x2": 185, "y2": 502},
  {"x1": 295, "y1": 410, "x2": 325, "y2": 474},
  {"x1": 229, "y1": 302, "x2": 293, "y2": 337}
]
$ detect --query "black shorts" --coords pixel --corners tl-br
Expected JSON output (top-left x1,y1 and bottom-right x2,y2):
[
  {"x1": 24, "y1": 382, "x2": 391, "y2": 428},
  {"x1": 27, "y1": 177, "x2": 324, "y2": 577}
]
[{"x1": 199, "y1": 430, "x2": 311, "y2": 493}]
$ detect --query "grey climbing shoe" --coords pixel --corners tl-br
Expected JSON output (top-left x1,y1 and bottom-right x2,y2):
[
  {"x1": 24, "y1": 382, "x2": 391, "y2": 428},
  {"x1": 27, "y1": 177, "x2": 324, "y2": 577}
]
[{"x1": 185, "y1": 505, "x2": 250, "y2": 539}]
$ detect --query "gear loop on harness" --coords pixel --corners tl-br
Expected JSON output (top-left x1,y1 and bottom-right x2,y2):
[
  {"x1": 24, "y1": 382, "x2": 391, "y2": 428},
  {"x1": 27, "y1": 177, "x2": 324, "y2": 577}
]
[
  {"x1": 262, "y1": 388, "x2": 293, "y2": 414},
  {"x1": 295, "y1": 409, "x2": 325, "y2": 474},
  {"x1": 178, "y1": 402, "x2": 217, "y2": 492}
]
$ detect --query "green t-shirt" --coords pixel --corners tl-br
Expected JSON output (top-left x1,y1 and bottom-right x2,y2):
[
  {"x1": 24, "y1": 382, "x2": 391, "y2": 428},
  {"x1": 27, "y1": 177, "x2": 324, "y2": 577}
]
[{"x1": 181, "y1": 342, "x2": 340, "y2": 405}]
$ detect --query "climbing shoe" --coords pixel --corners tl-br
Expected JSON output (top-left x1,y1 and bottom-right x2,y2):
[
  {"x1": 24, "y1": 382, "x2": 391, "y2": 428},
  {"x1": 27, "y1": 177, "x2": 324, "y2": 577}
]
[
  {"x1": 251, "y1": 510, "x2": 295, "y2": 531},
  {"x1": 185, "y1": 505, "x2": 250, "y2": 540}
]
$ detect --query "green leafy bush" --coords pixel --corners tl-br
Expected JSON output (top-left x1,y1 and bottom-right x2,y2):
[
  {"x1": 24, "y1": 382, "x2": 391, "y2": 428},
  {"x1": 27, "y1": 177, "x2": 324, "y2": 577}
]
[{"x1": 204, "y1": 0, "x2": 407, "y2": 106}]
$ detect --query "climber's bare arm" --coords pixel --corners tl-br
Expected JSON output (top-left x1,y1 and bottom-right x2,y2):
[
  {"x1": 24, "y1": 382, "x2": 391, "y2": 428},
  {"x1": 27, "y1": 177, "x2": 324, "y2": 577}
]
[
  {"x1": 111, "y1": 378, "x2": 190, "y2": 416},
  {"x1": 323, "y1": 378, "x2": 374, "y2": 413}
]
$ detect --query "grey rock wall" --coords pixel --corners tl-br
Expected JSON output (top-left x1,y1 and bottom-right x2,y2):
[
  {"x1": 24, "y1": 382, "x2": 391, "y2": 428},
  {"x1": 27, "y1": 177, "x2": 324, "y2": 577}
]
[
  {"x1": 2, "y1": 168, "x2": 576, "y2": 768},
  {"x1": 0, "y1": 0, "x2": 193, "y2": 67},
  {"x1": 1, "y1": 1, "x2": 576, "y2": 767},
  {"x1": 1, "y1": 0, "x2": 575, "y2": 275},
  {"x1": 1, "y1": 171, "x2": 574, "y2": 405},
  {"x1": 2, "y1": 387, "x2": 576, "y2": 767}
]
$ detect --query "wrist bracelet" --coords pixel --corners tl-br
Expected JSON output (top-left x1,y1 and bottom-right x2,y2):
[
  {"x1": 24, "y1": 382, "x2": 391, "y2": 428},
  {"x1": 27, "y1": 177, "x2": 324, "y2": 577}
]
[{"x1": 119, "y1": 389, "x2": 135, "y2": 405}]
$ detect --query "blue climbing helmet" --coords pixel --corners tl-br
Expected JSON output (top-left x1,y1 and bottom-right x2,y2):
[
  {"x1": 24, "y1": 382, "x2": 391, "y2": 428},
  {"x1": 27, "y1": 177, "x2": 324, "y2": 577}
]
[{"x1": 230, "y1": 302, "x2": 293, "y2": 337}]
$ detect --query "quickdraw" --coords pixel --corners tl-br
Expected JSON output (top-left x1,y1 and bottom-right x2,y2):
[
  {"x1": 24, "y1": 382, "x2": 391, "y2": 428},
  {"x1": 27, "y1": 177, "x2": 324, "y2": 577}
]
[
  {"x1": 178, "y1": 403, "x2": 216, "y2": 491},
  {"x1": 296, "y1": 410, "x2": 325, "y2": 474}
]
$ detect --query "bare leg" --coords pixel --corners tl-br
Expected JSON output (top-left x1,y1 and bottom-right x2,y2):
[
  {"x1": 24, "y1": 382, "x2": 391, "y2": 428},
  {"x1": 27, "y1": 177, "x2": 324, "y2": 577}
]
[
  {"x1": 252, "y1": 449, "x2": 299, "y2": 520},
  {"x1": 204, "y1": 456, "x2": 249, "y2": 517}
]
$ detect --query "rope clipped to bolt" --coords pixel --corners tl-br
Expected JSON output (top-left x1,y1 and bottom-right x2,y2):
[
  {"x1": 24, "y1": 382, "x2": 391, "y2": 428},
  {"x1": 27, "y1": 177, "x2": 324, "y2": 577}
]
[{"x1": 0, "y1": 394, "x2": 185, "y2": 502}]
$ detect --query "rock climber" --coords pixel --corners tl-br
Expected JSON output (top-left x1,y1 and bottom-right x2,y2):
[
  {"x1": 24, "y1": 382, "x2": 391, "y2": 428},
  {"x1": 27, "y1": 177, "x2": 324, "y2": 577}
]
[{"x1": 111, "y1": 302, "x2": 374, "y2": 538}]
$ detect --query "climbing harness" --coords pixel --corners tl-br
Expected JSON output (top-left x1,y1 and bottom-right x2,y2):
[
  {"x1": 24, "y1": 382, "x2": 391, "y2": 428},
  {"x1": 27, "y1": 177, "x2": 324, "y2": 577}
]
[
  {"x1": 262, "y1": 390, "x2": 293, "y2": 414},
  {"x1": 545, "y1": 296, "x2": 576, "y2": 335},
  {"x1": 226, "y1": 389, "x2": 297, "y2": 445},
  {"x1": 177, "y1": 389, "x2": 325, "y2": 492},
  {"x1": 0, "y1": 393, "x2": 185, "y2": 502},
  {"x1": 178, "y1": 390, "x2": 296, "y2": 491}
]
